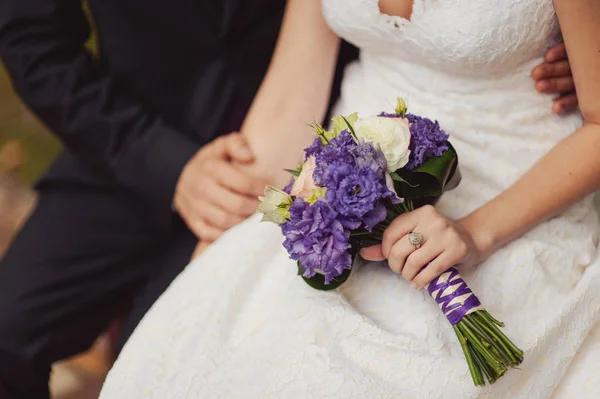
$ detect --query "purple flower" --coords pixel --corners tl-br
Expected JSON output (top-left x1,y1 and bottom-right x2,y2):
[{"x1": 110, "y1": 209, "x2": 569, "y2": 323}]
[
  {"x1": 283, "y1": 179, "x2": 294, "y2": 194},
  {"x1": 353, "y1": 141, "x2": 388, "y2": 179},
  {"x1": 313, "y1": 130, "x2": 356, "y2": 185},
  {"x1": 379, "y1": 112, "x2": 450, "y2": 170},
  {"x1": 353, "y1": 142, "x2": 402, "y2": 206},
  {"x1": 405, "y1": 113, "x2": 449, "y2": 170},
  {"x1": 320, "y1": 160, "x2": 393, "y2": 230},
  {"x1": 282, "y1": 199, "x2": 352, "y2": 284},
  {"x1": 304, "y1": 137, "x2": 324, "y2": 160}
]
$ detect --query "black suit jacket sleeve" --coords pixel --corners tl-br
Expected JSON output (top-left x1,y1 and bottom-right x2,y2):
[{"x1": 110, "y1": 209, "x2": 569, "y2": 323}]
[{"x1": 0, "y1": 0, "x2": 202, "y2": 210}]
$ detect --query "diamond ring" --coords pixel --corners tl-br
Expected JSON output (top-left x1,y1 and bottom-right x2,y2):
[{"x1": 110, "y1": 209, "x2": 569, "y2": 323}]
[{"x1": 408, "y1": 231, "x2": 424, "y2": 249}]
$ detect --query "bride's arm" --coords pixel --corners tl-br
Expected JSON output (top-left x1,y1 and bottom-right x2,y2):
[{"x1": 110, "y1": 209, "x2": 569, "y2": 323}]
[
  {"x1": 190, "y1": 0, "x2": 339, "y2": 258},
  {"x1": 239, "y1": 0, "x2": 340, "y2": 188},
  {"x1": 464, "y1": 0, "x2": 600, "y2": 253},
  {"x1": 363, "y1": 0, "x2": 600, "y2": 288}
]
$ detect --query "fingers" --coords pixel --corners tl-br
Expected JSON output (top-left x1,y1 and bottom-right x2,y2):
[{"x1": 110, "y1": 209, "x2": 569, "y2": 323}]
[
  {"x1": 410, "y1": 250, "x2": 462, "y2": 289},
  {"x1": 222, "y1": 133, "x2": 254, "y2": 163},
  {"x1": 532, "y1": 44, "x2": 577, "y2": 113},
  {"x1": 381, "y1": 209, "x2": 425, "y2": 258},
  {"x1": 203, "y1": 178, "x2": 260, "y2": 217},
  {"x1": 552, "y1": 93, "x2": 578, "y2": 114},
  {"x1": 401, "y1": 241, "x2": 443, "y2": 282},
  {"x1": 194, "y1": 199, "x2": 245, "y2": 230},
  {"x1": 545, "y1": 43, "x2": 567, "y2": 63},
  {"x1": 173, "y1": 190, "x2": 203, "y2": 237},
  {"x1": 387, "y1": 234, "x2": 416, "y2": 274},
  {"x1": 176, "y1": 185, "x2": 244, "y2": 236},
  {"x1": 531, "y1": 58, "x2": 578, "y2": 113},
  {"x1": 535, "y1": 76, "x2": 575, "y2": 94},
  {"x1": 211, "y1": 159, "x2": 267, "y2": 197},
  {"x1": 381, "y1": 205, "x2": 438, "y2": 258},
  {"x1": 174, "y1": 140, "x2": 265, "y2": 243},
  {"x1": 174, "y1": 194, "x2": 219, "y2": 239},
  {"x1": 195, "y1": 219, "x2": 223, "y2": 242},
  {"x1": 359, "y1": 245, "x2": 385, "y2": 261},
  {"x1": 377, "y1": 205, "x2": 475, "y2": 290},
  {"x1": 531, "y1": 60, "x2": 571, "y2": 81}
]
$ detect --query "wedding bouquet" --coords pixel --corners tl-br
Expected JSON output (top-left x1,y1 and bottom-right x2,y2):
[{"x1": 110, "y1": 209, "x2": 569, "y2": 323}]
[{"x1": 257, "y1": 99, "x2": 523, "y2": 386}]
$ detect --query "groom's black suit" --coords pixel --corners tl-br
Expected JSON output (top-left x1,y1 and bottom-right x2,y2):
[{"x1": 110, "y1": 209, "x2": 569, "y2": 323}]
[{"x1": 0, "y1": 1, "x2": 356, "y2": 397}]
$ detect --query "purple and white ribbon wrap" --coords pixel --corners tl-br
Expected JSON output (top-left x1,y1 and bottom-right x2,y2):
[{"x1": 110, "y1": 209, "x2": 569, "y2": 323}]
[{"x1": 427, "y1": 267, "x2": 483, "y2": 325}]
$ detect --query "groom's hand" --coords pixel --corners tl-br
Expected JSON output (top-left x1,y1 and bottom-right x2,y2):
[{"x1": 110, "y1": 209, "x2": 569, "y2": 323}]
[
  {"x1": 532, "y1": 43, "x2": 578, "y2": 114},
  {"x1": 174, "y1": 133, "x2": 267, "y2": 241}
]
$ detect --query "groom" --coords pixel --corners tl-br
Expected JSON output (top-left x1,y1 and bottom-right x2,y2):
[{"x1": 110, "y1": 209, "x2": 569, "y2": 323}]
[
  {"x1": 0, "y1": 0, "x2": 577, "y2": 397},
  {"x1": 0, "y1": 1, "x2": 323, "y2": 398}
]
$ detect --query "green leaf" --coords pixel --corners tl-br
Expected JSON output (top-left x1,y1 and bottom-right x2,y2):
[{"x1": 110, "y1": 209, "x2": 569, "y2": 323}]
[
  {"x1": 342, "y1": 116, "x2": 358, "y2": 141},
  {"x1": 349, "y1": 235, "x2": 383, "y2": 249},
  {"x1": 297, "y1": 262, "x2": 353, "y2": 291},
  {"x1": 284, "y1": 164, "x2": 303, "y2": 178},
  {"x1": 390, "y1": 172, "x2": 418, "y2": 187},
  {"x1": 331, "y1": 113, "x2": 358, "y2": 137},
  {"x1": 393, "y1": 142, "x2": 459, "y2": 199}
]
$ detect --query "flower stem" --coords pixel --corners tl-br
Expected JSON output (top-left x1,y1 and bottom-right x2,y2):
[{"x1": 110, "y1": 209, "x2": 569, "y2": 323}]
[
  {"x1": 482, "y1": 310, "x2": 504, "y2": 327},
  {"x1": 470, "y1": 341, "x2": 501, "y2": 384},
  {"x1": 456, "y1": 322, "x2": 505, "y2": 375},
  {"x1": 449, "y1": 311, "x2": 524, "y2": 386},
  {"x1": 473, "y1": 312, "x2": 523, "y2": 361},
  {"x1": 471, "y1": 312, "x2": 520, "y2": 365},
  {"x1": 462, "y1": 315, "x2": 513, "y2": 366},
  {"x1": 453, "y1": 325, "x2": 484, "y2": 386},
  {"x1": 400, "y1": 199, "x2": 415, "y2": 213}
]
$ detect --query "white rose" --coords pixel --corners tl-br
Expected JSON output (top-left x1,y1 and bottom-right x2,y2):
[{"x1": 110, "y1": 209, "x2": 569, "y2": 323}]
[
  {"x1": 354, "y1": 115, "x2": 411, "y2": 172},
  {"x1": 257, "y1": 186, "x2": 293, "y2": 225}
]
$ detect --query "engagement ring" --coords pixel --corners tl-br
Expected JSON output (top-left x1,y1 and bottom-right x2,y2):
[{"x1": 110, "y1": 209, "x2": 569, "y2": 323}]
[{"x1": 408, "y1": 231, "x2": 424, "y2": 249}]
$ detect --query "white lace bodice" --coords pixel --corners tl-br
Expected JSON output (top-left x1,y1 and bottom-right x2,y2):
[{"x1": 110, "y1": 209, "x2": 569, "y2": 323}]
[{"x1": 324, "y1": 0, "x2": 560, "y2": 77}]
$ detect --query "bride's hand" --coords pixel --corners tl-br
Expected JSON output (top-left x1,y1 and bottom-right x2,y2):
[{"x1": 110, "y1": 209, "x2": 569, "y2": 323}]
[{"x1": 360, "y1": 205, "x2": 491, "y2": 290}]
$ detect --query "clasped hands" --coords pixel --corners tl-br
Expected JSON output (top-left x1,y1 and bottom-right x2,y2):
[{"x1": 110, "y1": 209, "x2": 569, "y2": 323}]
[
  {"x1": 173, "y1": 132, "x2": 269, "y2": 257},
  {"x1": 174, "y1": 43, "x2": 576, "y2": 259}
]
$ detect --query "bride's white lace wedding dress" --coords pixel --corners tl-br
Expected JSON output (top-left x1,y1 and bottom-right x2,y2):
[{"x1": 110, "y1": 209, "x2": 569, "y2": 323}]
[{"x1": 101, "y1": 1, "x2": 600, "y2": 398}]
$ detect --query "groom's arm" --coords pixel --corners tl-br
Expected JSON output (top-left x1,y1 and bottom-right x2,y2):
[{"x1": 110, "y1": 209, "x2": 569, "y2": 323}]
[{"x1": 0, "y1": 0, "x2": 201, "y2": 224}]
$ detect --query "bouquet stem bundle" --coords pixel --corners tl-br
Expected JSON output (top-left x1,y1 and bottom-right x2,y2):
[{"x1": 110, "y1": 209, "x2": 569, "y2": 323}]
[{"x1": 453, "y1": 310, "x2": 523, "y2": 385}]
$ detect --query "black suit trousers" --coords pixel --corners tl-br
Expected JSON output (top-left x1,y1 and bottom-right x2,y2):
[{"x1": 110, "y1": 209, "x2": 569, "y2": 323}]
[{"x1": 0, "y1": 173, "x2": 197, "y2": 399}]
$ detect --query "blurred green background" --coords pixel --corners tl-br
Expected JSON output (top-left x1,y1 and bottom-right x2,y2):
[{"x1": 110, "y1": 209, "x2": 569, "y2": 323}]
[
  {"x1": 0, "y1": 64, "x2": 61, "y2": 184},
  {"x1": 0, "y1": 2, "x2": 97, "y2": 185}
]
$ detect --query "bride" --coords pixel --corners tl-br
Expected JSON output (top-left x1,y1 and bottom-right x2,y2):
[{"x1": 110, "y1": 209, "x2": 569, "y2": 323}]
[{"x1": 101, "y1": 0, "x2": 600, "y2": 398}]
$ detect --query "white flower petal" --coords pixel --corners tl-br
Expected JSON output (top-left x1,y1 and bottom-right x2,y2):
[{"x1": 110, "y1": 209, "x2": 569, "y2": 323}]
[{"x1": 355, "y1": 115, "x2": 412, "y2": 172}]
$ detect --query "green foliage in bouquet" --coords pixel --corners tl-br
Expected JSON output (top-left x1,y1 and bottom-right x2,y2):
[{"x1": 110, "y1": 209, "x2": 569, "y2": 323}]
[{"x1": 391, "y1": 142, "x2": 459, "y2": 199}]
